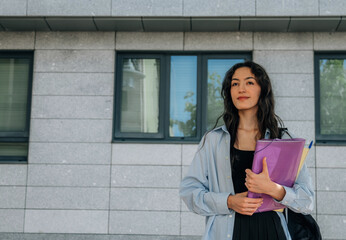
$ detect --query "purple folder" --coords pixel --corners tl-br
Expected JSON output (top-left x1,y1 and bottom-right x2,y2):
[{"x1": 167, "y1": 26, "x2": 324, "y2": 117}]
[{"x1": 247, "y1": 138, "x2": 305, "y2": 212}]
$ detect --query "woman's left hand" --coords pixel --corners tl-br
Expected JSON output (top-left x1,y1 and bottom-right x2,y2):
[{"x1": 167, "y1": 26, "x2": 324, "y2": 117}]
[{"x1": 245, "y1": 157, "x2": 273, "y2": 195}]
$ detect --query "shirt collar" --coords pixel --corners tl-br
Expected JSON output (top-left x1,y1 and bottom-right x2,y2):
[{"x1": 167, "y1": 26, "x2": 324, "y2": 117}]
[{"x1": 220, "y1": 125, "x2": 271, "y2": 139}]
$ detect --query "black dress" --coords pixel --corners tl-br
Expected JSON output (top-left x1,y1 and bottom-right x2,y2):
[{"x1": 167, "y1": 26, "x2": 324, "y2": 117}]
[{"x1": 231, "y1": 146, "x2": 287, "y2": 240}]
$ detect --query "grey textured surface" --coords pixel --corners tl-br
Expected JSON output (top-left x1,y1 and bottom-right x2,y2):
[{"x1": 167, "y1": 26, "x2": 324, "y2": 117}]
[
  {"x1": 253, "y1": 50, "x2": 314, "y2": 74},
  {"x1": 317, "y1": 168, "x2": 346, "y2": 191},
  {"x1": 0, "y1": 32, "x2": 35, "y2": 49},
  {"x1": 112, "y1": 144, "x2": 181, "y2": 165},
  {"x1": 0, "y1": 187, "x2": 26, "y2": 208},
  {"x1": 109, "y1": 211, "x2": 180, "y2": 235},
  {"x1": 317, "y1": 191, "x2": 346, "y2": 214},
  {"x1": 316, "y1": 146, "x2": 346, "y2": 168},
  {"x1": 256, "y1": 0, "x2": 319, "y2": 16},
  {"x1": 0, "y1": 0, "x2": 27, "y2": 16},
  {"x1": 24, "y1": 210, "x2": 108, "y2": 233},
  {"x1": 254, "y1": 32, "x2": 313, "y2": 50},
  {"x1": 112, "y1": 0, "x2": 183, "y2": 16},
  {"x1": 29, "y1": 143, "x2": 111, "y2": 165},
  {"x1": 27, "y1": 0, "x2": 112, "y2": 16},
  {"x1": 275, "y1": 97, "x2": 315, "y2": 121},
  {"x1": 110, "y1": 188, "x2": 180, "y2": 211},
  {"x1": 320, "y1": 0, "x2": 346, "y2": 15},
  {"x1": 32, "y1": 73, "x2": 114, "y2": 96},
  {"x1": 30, "y1": 119, "x2": 112, "y2": 143},
  {"x1": 34, "y1": 50, "x2": 114, "y2": 73},
  {"x1": 31, "y1": 96, "x2": 113, "y2": 119},
  {"x1": 184, "y1": 32, "x2": 253, "y2": 50},
  {"x1": 115, "y1": 32, "x2": 184, "y2": 50},
  {"x1": 0, "y1": 210, "x2": 24, "y2": 232},
  {"x1": 181, "y1": 212, "x2": 205, "y2": 236},
  {"x1": 183, "y1": 0, "x2": 255, "y2": 16},
  {"x1": 314, "y1": 32, "x2": 346, "y2": 50},
  {"x1": 35, "y1": 32, "x2": 115, "y2": 50},
  {"x1": 0, "y1": 165, "x2": 27, "y2": 186},
  {"x1": 270, "y1": 73, "x2": 314, "y2": 97},
  {"x1": 318, "y1": 215, "x2": 346, "y2": 239},
  {"x1": 27, "y1": 165, "x2": 110, "y2": 187},
  {"x1": 26, "y1": 187, "x2": 109, "y2": 209},
  {"x1": 111, "y1": 166, "x2": 181, "y2": 188}
]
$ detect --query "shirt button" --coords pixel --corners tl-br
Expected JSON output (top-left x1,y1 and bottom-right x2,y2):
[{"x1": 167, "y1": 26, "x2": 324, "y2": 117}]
[
  {"x1": 227, "y1": 176, "x2": 231, "y2": 179},
  {"x1": 229, "y1": 215, "x2": 232, "y2": 218},
  {"x1": 226, "y1": 156, "x2": 229, "y2": 160},
  {"x1": 227, "y1": 234, "x2": 231, "y2": 238}
]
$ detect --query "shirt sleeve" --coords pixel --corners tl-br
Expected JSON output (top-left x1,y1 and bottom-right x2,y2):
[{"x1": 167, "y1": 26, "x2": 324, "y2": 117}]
[
  {"x1": 179, "y1": 135, "x2": 233, "y2": 216},
  {"x1": 274, "y1": 163, "x2": 315, "y2": 215}
]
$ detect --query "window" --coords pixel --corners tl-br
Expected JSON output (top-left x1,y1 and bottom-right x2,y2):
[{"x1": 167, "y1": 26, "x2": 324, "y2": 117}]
[
  {"x1": 0, "y1": 52, "x2": 33, "y2": 162},
  {"x1": 315, "y1": 53, "x2": 346, "y2": 144},
  {"x1": 114, "y1": 52, "x2": 251, "y2": 142}
]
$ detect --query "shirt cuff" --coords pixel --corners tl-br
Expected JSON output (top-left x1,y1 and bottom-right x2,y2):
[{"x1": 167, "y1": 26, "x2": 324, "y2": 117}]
[
  {"x1": 274, "y1": 185, "x2": 295, "y2": 206},
  {"x1": 217, "y1": 192, "x2": 233, "y2": 214}
]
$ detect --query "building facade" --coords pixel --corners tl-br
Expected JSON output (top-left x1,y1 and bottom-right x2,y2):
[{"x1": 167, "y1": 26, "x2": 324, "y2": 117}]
[{"x1": 0, "y1": 1, "x2": 345, "y2": 239}]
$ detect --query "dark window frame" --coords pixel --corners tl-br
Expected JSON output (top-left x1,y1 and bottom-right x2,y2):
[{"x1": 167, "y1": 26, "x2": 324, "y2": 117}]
[
  {"x1": 113, "y1": 51, "x2": 251, "y2": 143},
  {"x1": 0, "y1": 51, "x2": 34, "y2": 163},
  {"x1": 314, "y1": 52, "x2": 346, "y2": 145}
]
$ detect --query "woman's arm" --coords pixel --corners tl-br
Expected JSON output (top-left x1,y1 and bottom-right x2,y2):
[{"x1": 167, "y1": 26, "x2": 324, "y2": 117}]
[{"x1": 179, "y1": 135, "x2": 233, "y2": 216}]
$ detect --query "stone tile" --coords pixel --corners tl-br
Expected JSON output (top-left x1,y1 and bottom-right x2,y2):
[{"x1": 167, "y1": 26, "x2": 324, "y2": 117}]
[
  {"x1": 31, "y1": 96, "x2": 113, "y2": 119},
  {"x1": 26, "y1": 187, "x2": 109, "y2": 210},
  {"x1": 184, "y1": 0, "x2": 255, "y2": 16},
  {"x1": 184, "y1": 32, "x2": 253, "y2": 50},
  {"x1": 182, "y1": 144, "x2": 198, "y2": 166},
  {"x1": 0, "y1": 187, "x2": 25, "y2": 208},
  {"x1": 110, "y1": 188, "x2": 179, "y2": 211},
  {"x1": 317, "y1": 191, "x2": 346, "y2": 214},
  {"x1": 182, "y1": 166, "x2": 190, "y2": 179},
  {"x1": 112, "y1": 0, "x2": 183, "y2": 16},
  {"x1": 34, "y1": 50, "x2": 114, "y2": 73},
  {"x1": 111, "y1": 166, "x2": 180, "y2": 188},
  {"x1": 253, "y1": 50, "x2": 314, "y2": 74},
  {"x1": 275, "y1": 97, "x2": 314, "y2": 121},
  {"x1": 318, "y1": 215, "x2": 346, "y2": 239},
  {"x1": 314, "y1": 32, "x2": 346, "y2": 50},
  {"x1": 307, "y1": 167, "x2": 316, "y2": 192},
  {"x1": 109, "y1": 211, "x2": 180, "y2": 235},
  {"x1": 116, "y1": 32, "x2": 183, "y2": 50},
  {"x1": 283, "y1": 121, "x2": 315, "y2": 143},
  {"x1": 317, "y1": 168, "x2": 346, "y2": 191},
  {"x1": 0, "y1": 233, "x2": 201, "y2": 240},
  {"x1": 29, "y1": 143, "x2": 111, "y2": 165},
  {"x1": 181, "y1": 212, "x2": 205, "y2": 236},
  {"x1": 27, "y1": 0, "x2": 111, "y2": 16},
  {"x1": 0, "y1": 210, "x2": 24, "y2": 232},
  {"x1": 316, "y1": 146, "x2": 346, "y2": 168},
  {"x1": 181, "y1": 199, "x2": 189, "y2": 212},
  {"x1": 0, "y1": 0, "x2": 27, "y2": 16},
  {"x1": 24, "y1": 210, "x2": 108, "y2": 233},
  {"x1": 35, "y1": 32, "x2": 115, "y2": 50},
  {"x1": 0, "y1": 165, "x2": 27, "y2": 186},
  {"x1": 256, "y1": 0, "x2": 319, "y2": 16},
  {"x1": 254, "y1": 32, "x2": 313, "y2": 50},
  {"x1": 0, "y1": 32, "x2": 35, "y2": 49},
  {"x1": 32, "y1": 73, "x2": 114, "y2": 96},
  {"x1": 112, "y1": 144, "x2": 181, "y2": 165},
  {"x1": 30, "y1": 119, "x2": 112, "y2": 143},
  {"x1": 270, "y1": 73, "x2": 314, "y2": 97},
  {"x1": 27, "y1": 165, "x2": 110, "y2": 187},
  {"x1": 320, "y1": 0, "x2": 346, "y2": 15}
]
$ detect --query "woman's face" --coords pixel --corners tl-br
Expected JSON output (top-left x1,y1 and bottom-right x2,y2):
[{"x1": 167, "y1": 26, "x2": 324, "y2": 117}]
[{"x1": 230, "y1": 67, "x2": 261, "y2": 112}]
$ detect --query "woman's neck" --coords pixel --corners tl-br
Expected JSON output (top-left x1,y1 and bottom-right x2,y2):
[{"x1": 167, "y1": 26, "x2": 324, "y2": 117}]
[{"x1": 238, "y1": 108, "x2": 259, "y2": 131}]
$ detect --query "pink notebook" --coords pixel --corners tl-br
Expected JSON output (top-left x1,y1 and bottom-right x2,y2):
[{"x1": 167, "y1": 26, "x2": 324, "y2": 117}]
[{"x1": 247, "y1": 138, "x2": 305, "y2": 212}]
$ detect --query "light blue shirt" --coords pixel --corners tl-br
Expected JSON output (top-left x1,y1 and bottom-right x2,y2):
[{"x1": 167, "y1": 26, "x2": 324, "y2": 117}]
[{"x1": 180, "y1": 125, "x2": 315, "y2": 240}]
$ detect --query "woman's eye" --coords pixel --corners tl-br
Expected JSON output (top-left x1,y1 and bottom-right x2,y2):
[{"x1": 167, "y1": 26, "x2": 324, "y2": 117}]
[
  {"x1": 247, "y1": 81, "x2": 254, "y2": 85},
  {"x1": 231, "y1": 82, "x2": 238, "y2": 86}
]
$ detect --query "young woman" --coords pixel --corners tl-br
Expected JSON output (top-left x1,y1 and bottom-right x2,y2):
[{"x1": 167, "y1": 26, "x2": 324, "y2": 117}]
[{"x1": 179, "y1": 61, "x2": 314, "y2": 240}]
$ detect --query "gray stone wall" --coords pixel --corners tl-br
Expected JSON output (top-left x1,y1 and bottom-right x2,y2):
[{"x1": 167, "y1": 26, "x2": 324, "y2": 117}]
[
  {"x1": 1, "y1": 0, "x2": 346, "y2": 16},
  {"x1": 0, "y1": 31, "x2": 345, "y2": 239}
]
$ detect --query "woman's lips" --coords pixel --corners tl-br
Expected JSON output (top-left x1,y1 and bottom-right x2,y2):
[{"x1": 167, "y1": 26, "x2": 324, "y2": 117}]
[{"x1": 237, "y1": 97, "x2": 249, "y2": 100}]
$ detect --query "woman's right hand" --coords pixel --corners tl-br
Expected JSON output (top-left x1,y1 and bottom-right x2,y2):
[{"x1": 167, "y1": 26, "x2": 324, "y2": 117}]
[{"x1": 227, "y1": 191, "x2": 263, "y2": 215}]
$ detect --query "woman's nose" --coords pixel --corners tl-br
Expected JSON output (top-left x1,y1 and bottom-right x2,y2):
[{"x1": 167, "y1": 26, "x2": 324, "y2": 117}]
[{"x1": 239, "y1": 83, "x2": 246, "y2": 92}]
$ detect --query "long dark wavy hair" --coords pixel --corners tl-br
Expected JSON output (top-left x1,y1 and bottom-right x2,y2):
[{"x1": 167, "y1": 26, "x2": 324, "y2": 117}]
[{"x1": 204, "y1": 61, "x2": 284, "y2": 151}]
